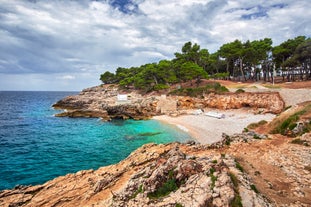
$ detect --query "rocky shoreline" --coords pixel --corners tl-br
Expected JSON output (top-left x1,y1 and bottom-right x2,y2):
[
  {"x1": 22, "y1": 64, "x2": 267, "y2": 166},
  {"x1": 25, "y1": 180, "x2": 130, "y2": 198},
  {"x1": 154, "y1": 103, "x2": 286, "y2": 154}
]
[
  {"x1": 1, "y1": 131, "x2": 310, "y2": 206},
  {"x1": 52, "y1": 84, "x2": 285, "y2": 120}
]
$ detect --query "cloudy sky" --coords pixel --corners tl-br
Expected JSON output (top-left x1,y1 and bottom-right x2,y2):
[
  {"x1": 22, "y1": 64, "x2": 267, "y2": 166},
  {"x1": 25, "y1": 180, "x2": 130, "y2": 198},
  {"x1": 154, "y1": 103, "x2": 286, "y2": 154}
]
[{"x1": 0, "y1": 0, "x2": 310, "y2": 91}]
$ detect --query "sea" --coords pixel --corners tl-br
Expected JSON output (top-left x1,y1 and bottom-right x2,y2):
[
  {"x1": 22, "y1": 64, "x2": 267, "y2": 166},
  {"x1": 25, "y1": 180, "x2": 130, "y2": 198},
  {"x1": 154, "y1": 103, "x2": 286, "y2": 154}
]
[{"x1": 0, "y1": 91, "x2": 192, "y2": 190}]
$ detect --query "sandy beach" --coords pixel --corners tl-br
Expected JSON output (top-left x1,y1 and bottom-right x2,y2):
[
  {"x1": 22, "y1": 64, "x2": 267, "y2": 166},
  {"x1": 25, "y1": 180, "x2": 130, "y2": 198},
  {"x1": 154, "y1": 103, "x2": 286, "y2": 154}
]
[{"x1": 154, "y1": 109, "x2": 276, "y2": 144}]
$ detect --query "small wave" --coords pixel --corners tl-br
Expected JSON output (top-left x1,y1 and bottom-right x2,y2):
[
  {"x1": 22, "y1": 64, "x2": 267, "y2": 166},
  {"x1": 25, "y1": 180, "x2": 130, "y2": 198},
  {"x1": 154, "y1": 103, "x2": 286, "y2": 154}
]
[{"x1": 176, "y1": 124, "x2": 189, "y2": 132}]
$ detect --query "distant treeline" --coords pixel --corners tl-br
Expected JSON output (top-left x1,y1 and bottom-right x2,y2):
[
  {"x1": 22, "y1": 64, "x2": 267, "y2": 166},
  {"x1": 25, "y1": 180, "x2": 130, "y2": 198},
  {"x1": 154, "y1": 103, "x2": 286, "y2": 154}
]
[{"x1": 100, "y1": 36, "x2": 311, "y2": 91}]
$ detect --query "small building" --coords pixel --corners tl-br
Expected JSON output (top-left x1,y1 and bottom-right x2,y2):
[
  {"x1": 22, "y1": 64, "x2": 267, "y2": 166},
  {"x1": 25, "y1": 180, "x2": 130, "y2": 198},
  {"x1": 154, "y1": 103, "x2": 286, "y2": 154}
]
[{"x1": 117, "y1": 94, "x2": 128, "y2": 101}]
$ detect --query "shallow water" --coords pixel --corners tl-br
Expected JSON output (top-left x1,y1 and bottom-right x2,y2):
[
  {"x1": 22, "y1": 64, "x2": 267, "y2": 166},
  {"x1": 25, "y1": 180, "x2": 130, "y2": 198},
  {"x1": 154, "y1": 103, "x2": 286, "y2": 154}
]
[{"x1": 0, "y1": 91, "x2": 192, "y2": 190}]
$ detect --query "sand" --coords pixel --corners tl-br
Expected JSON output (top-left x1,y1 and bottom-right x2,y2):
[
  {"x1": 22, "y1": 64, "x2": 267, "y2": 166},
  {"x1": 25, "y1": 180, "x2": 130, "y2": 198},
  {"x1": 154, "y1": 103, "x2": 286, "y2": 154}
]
[{"x1": 153, "y1": 109, "x2": 276, "y2": 144}]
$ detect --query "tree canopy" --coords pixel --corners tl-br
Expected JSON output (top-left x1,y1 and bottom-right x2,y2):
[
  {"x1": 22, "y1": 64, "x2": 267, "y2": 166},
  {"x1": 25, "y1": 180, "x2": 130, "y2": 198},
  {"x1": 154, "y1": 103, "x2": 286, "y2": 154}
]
[{"x1": 100, "y1": 36, "x2": 311, "y2": 91}]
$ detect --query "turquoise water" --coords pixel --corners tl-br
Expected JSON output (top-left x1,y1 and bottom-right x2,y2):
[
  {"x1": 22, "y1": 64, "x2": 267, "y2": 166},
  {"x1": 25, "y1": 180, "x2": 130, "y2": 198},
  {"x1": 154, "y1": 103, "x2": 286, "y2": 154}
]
[{"x1": 0, "y1": 91, "x2": 192, "y2": 190}]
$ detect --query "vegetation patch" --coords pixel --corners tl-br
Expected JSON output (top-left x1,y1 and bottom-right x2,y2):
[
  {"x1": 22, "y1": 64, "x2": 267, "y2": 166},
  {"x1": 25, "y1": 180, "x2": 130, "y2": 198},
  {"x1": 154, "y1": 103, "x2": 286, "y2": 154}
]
[
  {"x1": 250, "y1": 184, "x2": 259, "y2": 193},
  {"x1": 169, "y1": 82, "x2": 229, "y2": 97},
  {"x1": 147, "y1": 169, "x2": 181, "y2": 199},
  {"x1": 210, "y1": 173, "x2": 217, "y2": 190},
  {"x1": 130, "y1": 184, "x2": 144, "y2": 199},
  {"x1": 247, "y1": 120, "x2": 268, "y2": 129},
  {"x1": 229, "y1": 172, "x2": 242, "y2": 207},
  {"x1": 235, "y1": 88, "x2": 245, "y2": 93},
  {"x1": 271, "y1": 104, "x2": 311, "y2": 137},
  {"x1": 235, "y1": 162, "x2": 244, "y2": 172},
  {"x1": 291, "y1": 138, "x2": 310, "y2": 146},
  {"x1": 253, "y1": 134, "x2": 261, "y2": 140}
]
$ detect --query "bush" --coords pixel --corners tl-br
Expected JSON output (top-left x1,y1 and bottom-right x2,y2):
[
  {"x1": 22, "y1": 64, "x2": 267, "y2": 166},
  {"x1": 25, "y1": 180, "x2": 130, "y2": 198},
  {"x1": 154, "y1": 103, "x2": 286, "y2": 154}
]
[
  {"x1": 235, "y1": 88, "x2": 245, "y2": 93},
  {"x1": 147, "y1": 179, "x2": 178, "y2": 199},
  {"x1": 169, "y1": 82, "x2": 229, "y2": 97},
  {"x1": 291, "y1": 138, "x2": 309, "y2": 146},
  {"x1": 153, "y1": 84, "x2": 169, "y2": 91},
  {"x1": 247, "y1": 120, "x2": 267, "y2": 129}
]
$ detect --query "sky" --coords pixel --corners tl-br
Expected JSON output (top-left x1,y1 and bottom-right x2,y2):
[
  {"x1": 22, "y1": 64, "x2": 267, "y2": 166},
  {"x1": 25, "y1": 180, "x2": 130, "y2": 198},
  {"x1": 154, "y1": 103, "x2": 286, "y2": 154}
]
[{"x1": 0, "y1": 0, "x2": 310, "y2": 91}]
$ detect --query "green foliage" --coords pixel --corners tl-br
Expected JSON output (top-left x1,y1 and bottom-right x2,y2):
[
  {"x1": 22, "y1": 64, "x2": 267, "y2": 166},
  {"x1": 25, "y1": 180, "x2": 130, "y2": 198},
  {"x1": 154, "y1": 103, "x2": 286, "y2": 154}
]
[
  {"x1": 235, "y1": 88, "x2": 245, "y2": 93},
  {"x1": 100, "y1": 71, "x2": 117, "y2": 84},
  {"x1": 147, "y1": 179, "x2": 178, "y2": 199},
  {"x1": 175, "y1": 203, "x2": 183, "y2": 207},
  {"x1": 210, "y1": 173, "x2": 217, "y2": 190},
  {"x1": 291, "y1": 138, "x2": 309, "y2": 146},
  {"x1": 147, "y1": 169, "x2": 180, "y2": 199},
  {"x1": 229, "y1": 172, "x2": 242, "y2": 207},
  {"x1": 243, "y1": 128, "x2": 249, "y2": 132},
  {"x1": 130, "y1": 184, "x2": 144, "y2": 199},
  {"x1": 247, "y1": 120, "x2": 267, "y2": 129},
  {"x1": 235, "y1": 162, "x2": 244, "y2": 172},
  {"x1": 253, "y1": 134, "x2": 261, "y2": 139},
  {"x1": 100, "y1": 36, "x2": 311, "y2": 90},
  {"x1": 230, "y1": 194, "x2": 243, "y2": 207},
  {"x1": 271, "y1": 105, "x2": 310, "y2": 136},
  {"x1": 250, "y1": 184, "x2": 259, "y2": 193},
  {"x1": 169, "y1": 82, "x2": 229, "y2": 97},
  {"x1": 153, "y1": 84, "x2": 169, "y2": 91}
]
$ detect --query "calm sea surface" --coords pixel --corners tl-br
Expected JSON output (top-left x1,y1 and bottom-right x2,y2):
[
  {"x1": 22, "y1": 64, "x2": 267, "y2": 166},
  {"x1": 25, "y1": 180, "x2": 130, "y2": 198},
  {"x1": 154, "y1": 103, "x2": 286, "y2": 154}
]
[{"x1": 0, "y1": 91, "x2": 192, "y2": 190}]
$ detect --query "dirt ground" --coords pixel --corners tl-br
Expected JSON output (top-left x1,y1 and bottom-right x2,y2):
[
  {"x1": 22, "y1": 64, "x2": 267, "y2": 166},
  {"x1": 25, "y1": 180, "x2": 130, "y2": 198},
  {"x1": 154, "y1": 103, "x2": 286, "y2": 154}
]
[{"x1": 221, "y1": 134, "x2": 311, "y2": 206}]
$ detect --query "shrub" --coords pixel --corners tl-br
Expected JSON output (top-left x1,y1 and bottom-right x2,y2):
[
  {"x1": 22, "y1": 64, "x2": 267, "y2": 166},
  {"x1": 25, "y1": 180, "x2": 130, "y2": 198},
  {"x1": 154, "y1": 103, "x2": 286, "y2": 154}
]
[
  {"x1": 247, "y1": 120, "x2": 267, "y2": 129},
  {"x1": 235, "y1": 88, "x2": 245, "y2": 93},
  {"x1": 153, "y1": 84, "x2": 169, "y2": 91},
  {"x1": 168, "y1": 82, "x2": 229, "y2": 97},
  {"x1": 147, "y1": 179, "x2": 178, "y2": 199},
  {"x1": 291, "y1": 138, "x2": 309, "y2": 146}
]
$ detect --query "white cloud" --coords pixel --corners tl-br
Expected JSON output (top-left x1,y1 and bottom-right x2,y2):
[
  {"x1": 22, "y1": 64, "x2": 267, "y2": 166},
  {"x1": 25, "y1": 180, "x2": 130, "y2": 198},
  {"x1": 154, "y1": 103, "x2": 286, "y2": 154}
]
[
  {"x1": 0, "y1": 0, "x2": 310, "y2": 90},
  {"x1": 59, "y1": 75, "x2": 75, "y2": 80}
]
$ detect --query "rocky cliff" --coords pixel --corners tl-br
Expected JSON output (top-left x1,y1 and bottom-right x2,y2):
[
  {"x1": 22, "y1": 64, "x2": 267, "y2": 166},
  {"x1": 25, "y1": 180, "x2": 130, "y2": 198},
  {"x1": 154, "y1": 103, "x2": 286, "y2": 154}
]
[
  {"x1": 52, "y1": 85, "x2": 285, "y2": 119},
  {"x1": 1, "y1": 132, "x2": 310, "y2": 207}
]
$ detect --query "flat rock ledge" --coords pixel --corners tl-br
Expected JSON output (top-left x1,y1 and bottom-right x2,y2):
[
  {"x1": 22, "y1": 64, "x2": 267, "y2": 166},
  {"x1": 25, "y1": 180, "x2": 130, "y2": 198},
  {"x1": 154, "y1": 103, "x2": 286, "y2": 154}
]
[{"x1": 52, "y1": 85, "x2": 285, "y2": 120}]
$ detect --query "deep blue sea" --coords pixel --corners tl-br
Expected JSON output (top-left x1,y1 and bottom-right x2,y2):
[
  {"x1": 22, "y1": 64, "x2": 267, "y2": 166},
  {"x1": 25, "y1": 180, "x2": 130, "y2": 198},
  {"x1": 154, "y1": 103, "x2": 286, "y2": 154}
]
[{"x1": 0, "y1": 91, "x2": 192, "y2": 190}]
